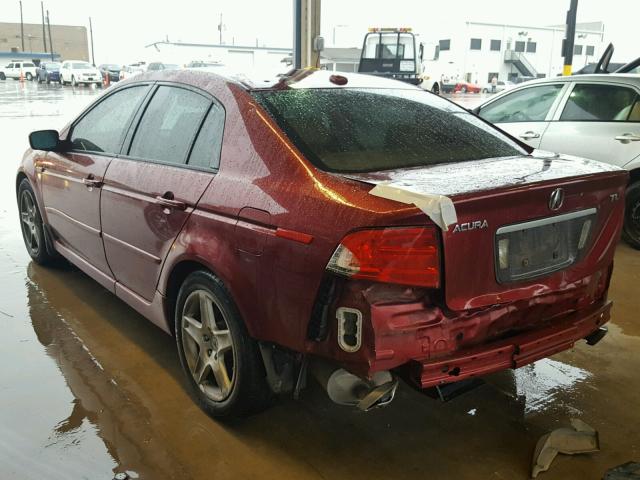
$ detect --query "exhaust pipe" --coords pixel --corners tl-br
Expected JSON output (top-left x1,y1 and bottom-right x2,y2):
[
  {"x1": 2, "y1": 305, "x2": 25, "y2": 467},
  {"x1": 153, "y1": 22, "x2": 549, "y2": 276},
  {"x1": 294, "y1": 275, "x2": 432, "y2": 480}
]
[{"x1": 309, "y1": 358, "x2": 398, "y2": 411}]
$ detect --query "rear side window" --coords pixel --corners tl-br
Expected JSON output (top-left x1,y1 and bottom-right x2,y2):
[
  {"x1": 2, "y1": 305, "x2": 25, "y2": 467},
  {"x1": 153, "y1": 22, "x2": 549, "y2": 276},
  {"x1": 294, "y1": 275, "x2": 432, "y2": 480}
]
[
  {"x1": 24, "y1": 63, "x2": 35, "y2": 68},
  {"x1": 188, "y1": 102, "x2": 225, "y2": 169},
  {"x1": 254, "y1": 88, "x2": 525, "y2": 173},
  {"x1": 128, "y1": 86, "x2": 210, "y2": 165},
  {"x1": 70, "y1": 85, "x2": 149, "y2": 154},
  {"x1": 479, "y1": 84, "x2": 564, "y2": 123},
  {"x1": 560, "y1": 84, "x2": 639, "y2": 122}
]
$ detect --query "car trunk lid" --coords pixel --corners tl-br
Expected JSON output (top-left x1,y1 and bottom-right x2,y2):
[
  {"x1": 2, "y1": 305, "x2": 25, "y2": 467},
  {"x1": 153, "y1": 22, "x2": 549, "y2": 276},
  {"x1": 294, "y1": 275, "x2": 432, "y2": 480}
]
[{"x1": 342, "y1": 152, "x2": 628, "y2": 311}]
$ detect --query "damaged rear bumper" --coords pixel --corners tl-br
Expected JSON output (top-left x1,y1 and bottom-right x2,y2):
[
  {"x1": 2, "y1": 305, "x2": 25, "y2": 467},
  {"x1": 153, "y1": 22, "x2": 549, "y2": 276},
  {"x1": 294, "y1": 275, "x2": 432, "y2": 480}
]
[{"x1": 408, "y1": 301, "x2": 611, "y2": 389}]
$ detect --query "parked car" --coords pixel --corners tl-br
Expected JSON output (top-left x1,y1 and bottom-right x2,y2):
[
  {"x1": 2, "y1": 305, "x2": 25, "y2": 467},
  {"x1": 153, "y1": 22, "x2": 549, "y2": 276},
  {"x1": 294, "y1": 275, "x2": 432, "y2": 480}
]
[
  {"x1": 474, "y1": 73, "x2": 640, "y2": 248},
  {"x1": 147, "y1": 62, "x2": 181, "y2": 72},
  {"x1": 0, "y1": 61, "x2": 37, "y2": 81},
  {"x1": 453, "y1": 81, "x2": 481, "y2": 93},
  {"x1": 36, "y1": 62, "x2": 61, "y2": 84},
  {"x1": 185, "y1": 60, "x2": 225, "y2": 72},
  {"x1": 481, "y1": 80, "x2": 515, "y2": 94},
  {"x1": 59, "y1": 61, "x2": 102, "y2": 87},
  {"x1": 119, "y1": 64, "x2": 146, "y2": 81},
  {"x1": 98, "y1": 64, "x2": 122, "y2": 83},
  {"x1": 18, "y1": 69, "x2": 626, "y2": 418}
]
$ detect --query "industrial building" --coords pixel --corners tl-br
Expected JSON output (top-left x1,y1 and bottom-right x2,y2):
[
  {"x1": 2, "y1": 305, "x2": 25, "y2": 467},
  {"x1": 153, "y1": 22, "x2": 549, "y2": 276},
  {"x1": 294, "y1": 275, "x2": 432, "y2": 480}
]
[
  {"x1": 426, "y1": 21, "x2": 605, "y2": 84},
  {"x1": 0, "y1": 21, "x2": 89, "y2": 63}
]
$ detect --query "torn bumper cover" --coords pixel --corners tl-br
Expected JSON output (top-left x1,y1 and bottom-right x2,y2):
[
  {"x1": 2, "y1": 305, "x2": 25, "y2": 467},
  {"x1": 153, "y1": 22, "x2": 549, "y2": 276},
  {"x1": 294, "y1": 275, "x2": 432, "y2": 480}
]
[{"x1": 407, "y1": 301, "x2": 611, "y2": 389}]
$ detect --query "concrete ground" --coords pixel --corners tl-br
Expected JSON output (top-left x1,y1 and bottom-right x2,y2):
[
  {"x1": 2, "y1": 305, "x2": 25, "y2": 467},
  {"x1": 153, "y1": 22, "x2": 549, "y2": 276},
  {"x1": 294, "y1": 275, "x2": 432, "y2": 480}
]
[{"x1": 0, "y1": 79, "x2": 638, "y2": 480}]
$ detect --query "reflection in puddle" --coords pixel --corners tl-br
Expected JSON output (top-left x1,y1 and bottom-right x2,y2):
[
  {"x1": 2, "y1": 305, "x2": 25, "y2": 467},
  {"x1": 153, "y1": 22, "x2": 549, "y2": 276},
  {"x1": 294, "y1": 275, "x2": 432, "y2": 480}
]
[{"x1": 514, "y1": 358, "x2": 591, "y2": 414}]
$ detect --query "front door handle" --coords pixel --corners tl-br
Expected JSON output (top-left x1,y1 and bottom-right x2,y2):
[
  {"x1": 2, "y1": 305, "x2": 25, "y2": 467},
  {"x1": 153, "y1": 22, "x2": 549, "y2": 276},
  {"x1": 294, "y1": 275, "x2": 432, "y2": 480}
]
[
  {"x1": 82, "y1": 175, "x2": 103, "y2": 188},
  {"x1": 519, "y1": 131, "x2": 541, "y2": 140},
  {"x1": 614, "y1": 133, "x2": 640, "y2": 143},
  {"x1": 154, "y1": 194, "x2": 187, "y2": 211}
]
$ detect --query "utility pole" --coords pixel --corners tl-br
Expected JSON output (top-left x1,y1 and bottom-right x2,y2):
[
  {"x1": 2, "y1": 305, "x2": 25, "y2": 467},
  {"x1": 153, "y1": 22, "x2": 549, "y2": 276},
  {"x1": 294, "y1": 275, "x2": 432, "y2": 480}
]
[
  {"x1": 41, "y1": 2, "x2": 47, "y2": 52},
  {"x1": 89, "y1": 17, "x2": 95, "y2": 65},
  {"x1": 19, "y1": 1, "x2": 25, "y2": 51},
  {"x1": 293, "y1": 0, "x2": 322, "y2": 69},
  {"x1": 46, "y1": 11, "x2": 54, "y2": 61},
  {"x1": 563, "y1": 0, "x2": 578, "y2": 76}
]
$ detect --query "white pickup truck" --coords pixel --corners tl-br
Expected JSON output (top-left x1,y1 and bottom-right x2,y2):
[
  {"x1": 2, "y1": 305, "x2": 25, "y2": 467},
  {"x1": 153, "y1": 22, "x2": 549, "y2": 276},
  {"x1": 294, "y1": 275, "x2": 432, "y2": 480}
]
[{"x1": 0, "y1": 61, "x2": 37, "y2": 81}]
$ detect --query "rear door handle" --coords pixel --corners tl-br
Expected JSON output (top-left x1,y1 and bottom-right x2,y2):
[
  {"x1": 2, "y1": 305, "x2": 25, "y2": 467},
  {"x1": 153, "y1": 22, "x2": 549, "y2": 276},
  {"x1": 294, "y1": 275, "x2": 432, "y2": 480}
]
[
  {"x1": 519, "y1": 131, "x2": 541, "y2": 140},
  {"x1": 614, "y1": 133, "x2": 640, "y2": 143},
  {"x1": 154, "y1": 195, "x2": 187, "y2": 211}
]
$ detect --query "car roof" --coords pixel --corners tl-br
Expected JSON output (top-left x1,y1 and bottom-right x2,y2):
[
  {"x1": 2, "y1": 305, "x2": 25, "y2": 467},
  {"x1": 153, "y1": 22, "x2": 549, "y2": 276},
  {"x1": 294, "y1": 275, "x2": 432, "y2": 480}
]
[
  {"x1": 508, "y1": 73, "x2": 640, "y2": 87},
  {"x1": 130, "y1": 68, "x2": 423, "y2": 93}
]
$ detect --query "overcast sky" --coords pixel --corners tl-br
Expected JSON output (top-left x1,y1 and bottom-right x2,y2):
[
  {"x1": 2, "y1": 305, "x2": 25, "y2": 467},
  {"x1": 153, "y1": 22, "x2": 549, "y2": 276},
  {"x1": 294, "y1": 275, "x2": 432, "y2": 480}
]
[{"x1": 10, "y1": 0, "x2": 639, "y2": 64}]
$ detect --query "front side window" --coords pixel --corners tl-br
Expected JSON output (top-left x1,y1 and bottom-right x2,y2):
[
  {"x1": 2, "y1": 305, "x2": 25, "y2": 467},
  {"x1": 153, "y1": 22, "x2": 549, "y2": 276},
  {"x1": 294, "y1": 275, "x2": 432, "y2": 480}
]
[
  {"x1": 254, "y1": 88, "x2": 525, "y2": 173},
  {"x1": 479, "y1": 84, "x2": 564, "y2": 123},
  {"x1": 128, "y1": 86, "x2": 210, "y2": 165},
  {"x1": 560, "y1": 84, "x2": 639, "y2": 122},
  {"x1": 70, "y1": 86, "x2": 149, "y2": 154}
]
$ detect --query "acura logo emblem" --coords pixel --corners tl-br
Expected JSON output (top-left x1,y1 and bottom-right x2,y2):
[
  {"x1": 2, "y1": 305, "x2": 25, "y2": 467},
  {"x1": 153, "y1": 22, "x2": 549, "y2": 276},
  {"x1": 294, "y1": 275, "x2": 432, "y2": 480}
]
[{"x1": 549, "y1": 188, "x2": 564, "y2": 211}]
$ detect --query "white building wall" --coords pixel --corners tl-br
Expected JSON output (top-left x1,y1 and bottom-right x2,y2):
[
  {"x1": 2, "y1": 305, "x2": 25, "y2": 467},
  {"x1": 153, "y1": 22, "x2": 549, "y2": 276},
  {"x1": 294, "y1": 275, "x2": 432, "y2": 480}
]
[{"x1": 428, "y1": 21, "x2": 604, "y2": 85}]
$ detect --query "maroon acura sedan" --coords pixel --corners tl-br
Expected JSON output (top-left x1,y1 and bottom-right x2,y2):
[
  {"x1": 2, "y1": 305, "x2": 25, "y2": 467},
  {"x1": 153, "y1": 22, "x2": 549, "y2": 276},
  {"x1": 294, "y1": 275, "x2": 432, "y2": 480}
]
[{"x1": 17, "y1": 69, "x2": 627, "y2": 418}]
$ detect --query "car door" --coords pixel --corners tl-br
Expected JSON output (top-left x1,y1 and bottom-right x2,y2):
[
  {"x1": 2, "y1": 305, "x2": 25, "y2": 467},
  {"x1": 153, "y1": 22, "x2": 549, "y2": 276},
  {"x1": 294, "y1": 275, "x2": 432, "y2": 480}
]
[
  {"x1": 40, "y1": 84, "x2": 151, "y2": 284},
  {"x1": 477, "y1": 83, "x2": 568, "y2": 149},
  {"x1": 6, "y1": 63, "x2": 16, "y2": 79},
  {"x1": 101, "y1": 84, "x2": 223, "y2": 301},
  {"x1": 539, "y1": 82, "x2": 640, "y2": 166}
]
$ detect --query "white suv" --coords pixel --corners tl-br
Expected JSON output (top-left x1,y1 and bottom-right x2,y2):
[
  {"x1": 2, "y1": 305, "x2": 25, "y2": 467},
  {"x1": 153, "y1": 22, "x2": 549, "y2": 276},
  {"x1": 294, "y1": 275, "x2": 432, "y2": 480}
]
[
  {"x1": 59, "y1": 60, "x2": 102, "y2": 87},
  {"x1": 0, "y1": 61, "x2": 37, "y2": 81}
]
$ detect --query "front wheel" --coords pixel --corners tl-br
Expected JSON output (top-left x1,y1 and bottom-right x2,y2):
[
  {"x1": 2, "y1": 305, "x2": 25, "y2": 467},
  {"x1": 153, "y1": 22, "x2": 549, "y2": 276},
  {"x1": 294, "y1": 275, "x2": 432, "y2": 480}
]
[
  {"x1": 175, "y1": 271, "x2": 271, "y2": 418},
  {"x1": 18, "y1": 179, "x2": 56, "y2": 265},
  {"x1": 622, "y1": 181, "x2": 640, "y2": 249}
]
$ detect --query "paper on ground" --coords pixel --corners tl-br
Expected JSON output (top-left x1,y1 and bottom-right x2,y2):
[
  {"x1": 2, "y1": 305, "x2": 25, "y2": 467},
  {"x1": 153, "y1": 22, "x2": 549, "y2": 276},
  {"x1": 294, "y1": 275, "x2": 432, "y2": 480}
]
[{"x1": 369, "y1": 183, "x2": 458, "y2": 231}]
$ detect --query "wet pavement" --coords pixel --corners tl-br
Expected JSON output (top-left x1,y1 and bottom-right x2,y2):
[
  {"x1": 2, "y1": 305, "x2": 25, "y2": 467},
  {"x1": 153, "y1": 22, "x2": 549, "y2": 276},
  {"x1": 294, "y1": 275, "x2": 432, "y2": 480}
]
[{"x1": 1, "y1": 79, "x2": 639, "y2": 480}]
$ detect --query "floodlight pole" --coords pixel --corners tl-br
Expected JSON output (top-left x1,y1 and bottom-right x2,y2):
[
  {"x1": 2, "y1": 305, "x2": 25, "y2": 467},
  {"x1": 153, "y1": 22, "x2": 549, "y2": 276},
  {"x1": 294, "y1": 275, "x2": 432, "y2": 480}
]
[
  {"x1": 293, "y1": 0, "x2": 321, "y2": 69},
  {"x1": 563, "y1": 0, "x2": 578, "y2": 76}
]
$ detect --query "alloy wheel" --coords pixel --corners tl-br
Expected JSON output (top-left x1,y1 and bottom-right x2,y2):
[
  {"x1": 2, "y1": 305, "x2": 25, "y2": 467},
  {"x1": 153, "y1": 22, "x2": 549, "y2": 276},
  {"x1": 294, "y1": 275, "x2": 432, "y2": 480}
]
[
  {"x1": 20, "y1": 190, "x2": 40, "y2": 256},
  {"x1": 180, "y1": 289, "x2": 236, "y2": 402}
]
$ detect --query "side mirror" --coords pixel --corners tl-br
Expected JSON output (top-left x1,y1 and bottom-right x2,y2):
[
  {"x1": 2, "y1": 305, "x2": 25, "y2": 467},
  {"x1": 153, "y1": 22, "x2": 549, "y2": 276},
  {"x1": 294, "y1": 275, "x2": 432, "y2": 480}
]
[{"x1": 29, "y1": 130, "x2": 62, "y2": 152}]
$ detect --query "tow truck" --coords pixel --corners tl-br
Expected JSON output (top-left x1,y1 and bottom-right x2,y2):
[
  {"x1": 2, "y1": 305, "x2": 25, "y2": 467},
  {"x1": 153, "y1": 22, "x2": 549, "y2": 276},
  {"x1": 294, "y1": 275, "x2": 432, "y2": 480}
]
[{"x1": 358, "y1": 27, "x2": 424, "y2": 85}]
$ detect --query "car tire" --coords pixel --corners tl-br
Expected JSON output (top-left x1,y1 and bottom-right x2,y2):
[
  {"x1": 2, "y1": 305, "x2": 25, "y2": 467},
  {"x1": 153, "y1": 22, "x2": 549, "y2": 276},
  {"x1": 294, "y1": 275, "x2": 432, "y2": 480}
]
[
  {"x1": 622, "y1": 181, "x2": 640, "y2": 250},
  {"x1": 461, "y1": 86, "x2": 467, "y2": 93},
  {"x1": 175, "y1": 270, "x2": 272, "y2": 418},
  {"x1": 0, "y1": 72, "x2": 5, "y2": 80},
  {"x1": 482, "y1": 88, "x2": 488, "y2": 93},
  {"x1": 431, "y1": 83, "x2": 440, "y2": 95},
  {"x1": 25, "y1": 72, "x2": 33, "y2": 81},
  {"x1": 18, "y1": 178, "x2": 56, "y2": 265}
]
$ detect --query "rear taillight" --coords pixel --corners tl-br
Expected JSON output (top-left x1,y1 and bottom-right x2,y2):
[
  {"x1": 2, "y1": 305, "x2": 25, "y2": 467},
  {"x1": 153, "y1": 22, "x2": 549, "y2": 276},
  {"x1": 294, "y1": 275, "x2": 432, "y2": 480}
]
[{"x1": 326, "y1": 227, "x2": 440, "y2": 288}]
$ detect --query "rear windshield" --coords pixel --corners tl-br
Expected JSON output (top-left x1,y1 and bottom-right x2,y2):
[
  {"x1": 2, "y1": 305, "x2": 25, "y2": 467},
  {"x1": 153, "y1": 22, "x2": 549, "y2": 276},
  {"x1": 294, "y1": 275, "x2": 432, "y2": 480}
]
[
  {"x1": 253, "y1": 88, "x2": 526, "y2": 173},
  {"x1": 72, "y1": 63, "x2": 91, "y2": 69}
]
